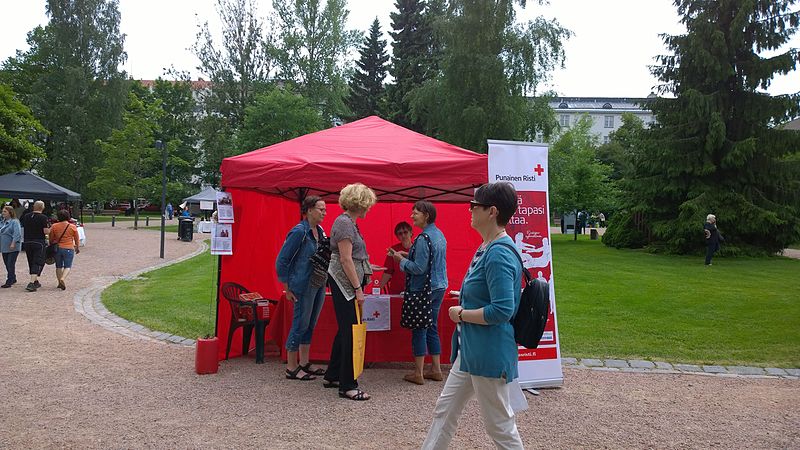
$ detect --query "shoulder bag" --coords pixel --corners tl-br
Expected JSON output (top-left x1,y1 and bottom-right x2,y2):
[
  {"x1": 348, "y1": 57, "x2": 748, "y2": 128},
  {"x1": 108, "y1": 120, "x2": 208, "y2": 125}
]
[{"x1": 400, "y1": 233, "x2": 434, "y2": 330}]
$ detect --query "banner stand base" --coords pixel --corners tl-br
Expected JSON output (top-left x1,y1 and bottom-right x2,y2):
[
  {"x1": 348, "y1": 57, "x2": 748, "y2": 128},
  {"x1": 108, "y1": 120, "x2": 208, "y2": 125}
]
[{"x1": 524, "y1": 388, "x2": 540, "y2": 396}]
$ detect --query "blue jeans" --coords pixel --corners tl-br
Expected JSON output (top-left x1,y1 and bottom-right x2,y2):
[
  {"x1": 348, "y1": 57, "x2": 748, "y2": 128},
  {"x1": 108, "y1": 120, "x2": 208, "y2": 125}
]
[
  {"x1": 285, "y1": 283, "x2": 326, "y2": 352},
  {"x1": 55, "y1": 248, "x2": 75, "y2": 269},
  {"x1": 3, "y1": 251, "x2": 19, "y2": 284},
  {"x1": 411, "y1": 288, "x2": 446, "y2": 357}
]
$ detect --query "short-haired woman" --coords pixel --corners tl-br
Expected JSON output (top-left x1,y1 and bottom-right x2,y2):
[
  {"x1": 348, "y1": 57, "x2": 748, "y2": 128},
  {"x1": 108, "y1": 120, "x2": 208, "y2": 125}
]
[
  {"x1": 1, "y1": 206, "x2": 22, "y2": 288},
  {"x1": 389, "y1": 200, "x2": 448, "y2": 385},
  {"x1": 379, "y1": 221, "x2": 413, "y2": 294},
  {"x1": 276, "y1": 195, "x2": 328, "y2": 380},
  {"x1": 324, "y1": 183, "x2": 377, "y2": 401},
  {"x1": 422, "y1": 182, "x2": 525, "y2": 449},
  {"x1": 49, "y1": 209, "x2": 80, "y2": 290}
]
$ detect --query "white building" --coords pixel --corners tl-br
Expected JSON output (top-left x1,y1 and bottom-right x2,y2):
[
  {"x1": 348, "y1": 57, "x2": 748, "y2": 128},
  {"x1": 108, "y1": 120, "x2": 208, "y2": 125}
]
[{"x1": 548, "y1": 96, "x2": 655, "y2": 144}]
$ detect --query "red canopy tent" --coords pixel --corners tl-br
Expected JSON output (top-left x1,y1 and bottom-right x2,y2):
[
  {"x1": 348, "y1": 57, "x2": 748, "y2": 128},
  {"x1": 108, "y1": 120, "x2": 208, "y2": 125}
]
[{"x1": 217, "y1": 116, "x2": 488, "y2": 361}]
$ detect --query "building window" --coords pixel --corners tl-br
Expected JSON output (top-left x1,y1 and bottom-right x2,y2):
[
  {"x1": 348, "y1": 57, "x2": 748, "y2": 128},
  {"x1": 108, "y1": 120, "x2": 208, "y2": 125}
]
[
  {"x1": 560, "y1": 114, "x2": 570, "y2": 127},
  {"x1": 604, "y1": 115, "x2": 614, "y2": 128},
  {"x1": 603, "y1": 135, "x2": 610, "y2": 144},
  {"x1": 602, "y1": 102, "x2": 613, "y2": 109}
]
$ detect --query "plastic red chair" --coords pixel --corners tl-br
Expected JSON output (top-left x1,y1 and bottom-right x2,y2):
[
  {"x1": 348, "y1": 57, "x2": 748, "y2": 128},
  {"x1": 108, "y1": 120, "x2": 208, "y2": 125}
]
[{"x1": 220, "y1": 282, "x2": 276, "y2": 363}]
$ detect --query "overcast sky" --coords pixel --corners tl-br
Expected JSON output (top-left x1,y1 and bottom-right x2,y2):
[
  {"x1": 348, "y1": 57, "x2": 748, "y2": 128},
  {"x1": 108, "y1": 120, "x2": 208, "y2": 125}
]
[{"x1": 1, "y1": 0, "x2": 798, "y2": 98}]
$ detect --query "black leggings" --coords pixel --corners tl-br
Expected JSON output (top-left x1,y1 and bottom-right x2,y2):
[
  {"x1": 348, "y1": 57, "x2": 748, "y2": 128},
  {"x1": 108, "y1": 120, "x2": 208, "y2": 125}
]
[
  {"x1": 23, "y1": 240, "x2": 46, "y2": 276},
  {"x1": 324, "y1": 280, "x2": 360, "y2": 393}
]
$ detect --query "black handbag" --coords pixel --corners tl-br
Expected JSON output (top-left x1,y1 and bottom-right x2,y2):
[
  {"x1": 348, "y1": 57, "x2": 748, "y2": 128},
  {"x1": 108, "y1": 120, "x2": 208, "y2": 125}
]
[
  {"x1": 45, "y1": 224, "x2": 70, "y2": 265},
  {"x1": 400, "y1": 233, "x2": 434, "y2": 330}
]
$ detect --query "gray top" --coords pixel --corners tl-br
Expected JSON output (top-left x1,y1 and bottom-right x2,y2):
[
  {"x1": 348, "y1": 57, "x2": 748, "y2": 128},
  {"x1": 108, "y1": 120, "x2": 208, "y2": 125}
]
[{"x1": 330, "y1": 213, "x2": 368, "y2": 261}]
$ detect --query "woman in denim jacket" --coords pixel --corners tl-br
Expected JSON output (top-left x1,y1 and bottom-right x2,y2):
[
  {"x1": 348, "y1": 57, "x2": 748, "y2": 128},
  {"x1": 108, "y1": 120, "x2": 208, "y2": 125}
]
[
  {"x1": 389, "y1": 200, "x2": 448, "y2": 385},
  {"x1": 1, "y1": 206, "x2": 23, "y2": 288},
  {"x1": 275, "y1": 196, "x2": 328, "y2": 381}
]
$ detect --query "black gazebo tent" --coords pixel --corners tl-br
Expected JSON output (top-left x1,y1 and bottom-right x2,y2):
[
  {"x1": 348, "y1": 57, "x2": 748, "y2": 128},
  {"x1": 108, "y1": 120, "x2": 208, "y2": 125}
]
[{"x1": 0, "y1": 171, "x2": 81, "y2": 201}]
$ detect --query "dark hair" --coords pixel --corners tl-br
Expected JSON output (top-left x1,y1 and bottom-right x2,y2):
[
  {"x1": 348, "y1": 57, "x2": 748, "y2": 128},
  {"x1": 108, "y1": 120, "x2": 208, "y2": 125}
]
[
  {"x1": 57, "y1": 209, "x2": 71, "y2": 222},
  {"x1": 301, "y1": 195, "x2": 324, "y2": 214},
  {"x1": 413, "y1": 200, "x2": 437, "y2": 224},
  {"x1": 474, "y1": 182, "x2": 517, "y2": 226},
  {"x1": 394, "y1": 221, "x2": 412, "y2": 235}
]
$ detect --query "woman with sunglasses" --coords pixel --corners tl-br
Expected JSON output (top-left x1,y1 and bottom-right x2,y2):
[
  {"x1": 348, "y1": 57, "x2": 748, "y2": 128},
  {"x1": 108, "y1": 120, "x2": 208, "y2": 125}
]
[{"x1": 422, "y1": 182, "x2": 524, "y2": 449}]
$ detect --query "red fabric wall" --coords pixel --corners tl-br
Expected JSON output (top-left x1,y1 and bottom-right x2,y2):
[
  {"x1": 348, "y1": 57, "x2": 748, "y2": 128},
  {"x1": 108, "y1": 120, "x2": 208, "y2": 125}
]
[{"x1": 217, "y1": 188, "x2": 483, "y2": 360}]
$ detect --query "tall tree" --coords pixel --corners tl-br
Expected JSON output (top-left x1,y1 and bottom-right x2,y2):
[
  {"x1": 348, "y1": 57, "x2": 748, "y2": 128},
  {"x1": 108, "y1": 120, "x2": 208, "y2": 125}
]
[
  {"x1": 409, "y1": 0, "x2": 571, "y2": 151},
  {"x1": 273, "y1": 0, "x2": 360, "y2": 122},
  {"x1": 237, "y1": 88, "x2": 323, "y2": 152},
  {"x1": 0, "y1": 83, "x2": 46, "y2": 173},
  {"x1": 192, "y1": 0, "x2": 274, "y2": 184},
  {"x1": 605, "y1": 0, "x2": 800, "y2": 254},
  {"x1": 346, "y1": 18, "x2": 390, "y2": 119},
  {"x1": 1, "y1": 0, "x2": 127, "y2": 197},
  {"x1": 386, "y1": 0, "x2": 441, "y2": 130},
  {"x1": 549, "y1": 115, "x2": 614, "y2": 240}
]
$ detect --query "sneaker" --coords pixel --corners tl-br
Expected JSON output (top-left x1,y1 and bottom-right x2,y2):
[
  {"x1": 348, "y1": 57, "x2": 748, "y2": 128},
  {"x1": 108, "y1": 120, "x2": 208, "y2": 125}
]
[
  {"x1": 25, "y1": 283, "x2": 37, "y2": 292},
  {"x1": 33, "y1": 280, "x2": 41, "y2": 288},
  {"x1": 1, "y1": 283, "x2": 11, "y2": 288}
]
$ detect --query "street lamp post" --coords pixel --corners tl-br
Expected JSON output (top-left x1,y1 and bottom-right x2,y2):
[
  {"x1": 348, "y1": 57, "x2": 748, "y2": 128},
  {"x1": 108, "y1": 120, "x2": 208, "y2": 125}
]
[{"x1": 156, "y1": 140, "x2": 167, "y2": 259}]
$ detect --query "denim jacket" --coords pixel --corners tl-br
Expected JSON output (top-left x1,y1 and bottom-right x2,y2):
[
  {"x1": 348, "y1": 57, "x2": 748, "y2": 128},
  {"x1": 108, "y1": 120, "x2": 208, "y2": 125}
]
[
  {"x1": 0, "y1": 218, "x2": 22, "y2": 253},
  {"x1": 400, "y1": 223, "x2": 448, "y2": 291},
  {"x1": 275, "y1": 220, "x2": 324, "y2": 295}
]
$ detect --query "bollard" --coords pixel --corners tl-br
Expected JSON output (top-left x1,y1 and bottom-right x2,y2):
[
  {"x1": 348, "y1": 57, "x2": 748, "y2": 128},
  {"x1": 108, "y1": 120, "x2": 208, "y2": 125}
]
[
  {"x1": 111, "y1": 215, "x2": 115, "y2": 227},
  {"x1": 91, "y1": 212, "x2": 95, "y2": 223},
  {"x1": 146, "y1": 216, "x2": 150, "y2": 226}
]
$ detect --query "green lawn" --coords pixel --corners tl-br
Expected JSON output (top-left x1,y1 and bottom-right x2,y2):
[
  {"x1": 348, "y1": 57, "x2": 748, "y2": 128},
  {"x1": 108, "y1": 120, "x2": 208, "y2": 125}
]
[
  {"x1": 143, "y1": 224, "x2": 179, "y2": 233},
  {"x1": 552, "y1": 234, "x2": 800, "y2": 367},
  {"x1": 103, "y1": 246, "x2": 216, "y2": 339},
  {"x1": 101, "y1": 234, "x2": 800, "y2": 367}
]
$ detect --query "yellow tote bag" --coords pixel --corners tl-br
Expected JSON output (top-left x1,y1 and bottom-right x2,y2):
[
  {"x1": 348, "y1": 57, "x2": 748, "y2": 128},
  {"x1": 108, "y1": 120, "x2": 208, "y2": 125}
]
[{"x1": 352, "y1": 301, "x2": 367, "y2": 379}]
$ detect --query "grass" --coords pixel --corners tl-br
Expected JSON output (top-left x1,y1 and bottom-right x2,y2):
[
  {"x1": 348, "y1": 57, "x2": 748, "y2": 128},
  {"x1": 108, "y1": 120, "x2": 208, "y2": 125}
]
[
  {"x1": 143, "y1": 225, "x2": 179, "y2": 233},
  {"x1": 103, "y1": 244, "x2": 216, "y2": 339},
  {"x1": 551, "y1": 234, "x2": 800, "y2": 367},
  {"x1": 101, "y1": 234, "x2": 800, "y2": 367}
]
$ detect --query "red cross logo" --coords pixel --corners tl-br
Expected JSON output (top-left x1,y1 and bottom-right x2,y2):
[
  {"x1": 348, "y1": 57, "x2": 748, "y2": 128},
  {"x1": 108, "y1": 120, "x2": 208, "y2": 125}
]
[
  {"x1": 534, "y1": 164, "x2": 544, "y2": 176},
  {"x1": 372, "y1": 311, "x2": 381, "y2": 318}
]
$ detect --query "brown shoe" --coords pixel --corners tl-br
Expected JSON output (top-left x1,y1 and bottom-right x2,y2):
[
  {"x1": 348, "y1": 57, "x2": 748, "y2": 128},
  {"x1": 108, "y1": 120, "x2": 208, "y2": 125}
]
[
  {"x1": 423, "y1": 371, "x2": 444, "y2": 381},
  {"x1": 403, "y1": 373, "x2": 424, "y2": 385},
  {"x1": 58, "y1": 280, "x2": 66, "y2": 290}
]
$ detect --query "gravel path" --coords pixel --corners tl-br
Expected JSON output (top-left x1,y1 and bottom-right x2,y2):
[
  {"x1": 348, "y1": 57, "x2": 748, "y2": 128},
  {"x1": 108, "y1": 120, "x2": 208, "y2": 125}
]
[{"x1": 0, "y1": 223, "x2": 797, "y2": 449}]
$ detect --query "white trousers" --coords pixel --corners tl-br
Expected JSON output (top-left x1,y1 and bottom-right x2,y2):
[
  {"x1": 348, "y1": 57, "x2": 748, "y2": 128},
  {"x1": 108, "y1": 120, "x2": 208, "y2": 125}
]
[{"x1": 421, "y1": 355, "x2": 524, "y2": 450}]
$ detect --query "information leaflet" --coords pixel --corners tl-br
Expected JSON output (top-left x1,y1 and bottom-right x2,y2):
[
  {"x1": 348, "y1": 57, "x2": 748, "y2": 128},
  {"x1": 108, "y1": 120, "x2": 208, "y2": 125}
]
[{"x1": 488, "y1": 139, "x2": 563, "y2": 389}]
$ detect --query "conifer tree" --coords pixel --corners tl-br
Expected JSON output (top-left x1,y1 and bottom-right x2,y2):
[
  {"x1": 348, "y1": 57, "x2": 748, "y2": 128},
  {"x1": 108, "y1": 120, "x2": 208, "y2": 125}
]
[
  {"x1": 605, "y1": 0, "x2": 800, "y2": 255},
  {"x1": 346, "y1": 18, "x2": 390, "y2": 120}
]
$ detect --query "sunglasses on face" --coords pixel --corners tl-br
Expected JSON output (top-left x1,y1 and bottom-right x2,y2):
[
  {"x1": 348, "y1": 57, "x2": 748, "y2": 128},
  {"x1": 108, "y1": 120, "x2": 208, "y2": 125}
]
[{"x1": 469, "y1": 200, "x2": 492, "y2": 211}]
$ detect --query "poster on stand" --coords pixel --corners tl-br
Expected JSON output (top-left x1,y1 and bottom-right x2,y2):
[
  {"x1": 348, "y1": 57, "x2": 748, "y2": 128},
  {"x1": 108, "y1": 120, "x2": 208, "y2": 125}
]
[
  {"x1": 211, "y1": 223, "x2": 233, "y2": 255},
  {"x1": 216, "y1": 191, "x2": 234, "y2": 223},
  {"x1": 488, "y1": 139, "x2": 563, "y2": 389},
  {"x1": 362, "y1": 295, "x2": 391, "y2": 331},
  {"x1": 200, "y1": 200, "x2": 215, "y2": 211}
]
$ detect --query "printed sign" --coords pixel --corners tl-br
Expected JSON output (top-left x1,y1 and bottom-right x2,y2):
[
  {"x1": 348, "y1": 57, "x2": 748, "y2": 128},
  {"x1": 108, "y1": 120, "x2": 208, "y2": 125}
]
[
  {"x1": 216, "y1": 191, "x2": 234, "y2": 224},
  {"x1": 211, "y1": 223, "x2": 233, "y2": 255},
  {"x1": 362, "y1": 295, "x2": 391, "y2": 331}
]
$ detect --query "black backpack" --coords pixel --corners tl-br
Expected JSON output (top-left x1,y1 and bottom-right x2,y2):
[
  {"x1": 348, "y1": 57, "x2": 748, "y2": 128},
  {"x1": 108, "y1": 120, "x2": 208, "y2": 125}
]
[{"x1": 496, "y1": 242, "x2": 551, "y2": 349}]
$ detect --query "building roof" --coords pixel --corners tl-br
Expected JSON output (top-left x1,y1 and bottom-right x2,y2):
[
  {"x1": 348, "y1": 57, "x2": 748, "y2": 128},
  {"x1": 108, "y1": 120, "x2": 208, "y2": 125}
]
[
  {"x1": 138, "y1": 79, "x2": 212, "y2": 90},
  {"x1": 548, "y1": 96, "x2": 653, "y2": 112}
]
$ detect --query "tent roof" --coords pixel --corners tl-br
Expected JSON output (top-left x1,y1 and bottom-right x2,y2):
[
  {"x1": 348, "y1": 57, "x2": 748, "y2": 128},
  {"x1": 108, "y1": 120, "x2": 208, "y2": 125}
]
[
  {"x1": 183, "y1": 186, "x2": 218, "y2": 203},
  {"x1": 0, "y1": 171, "x2": 81, "y2": 201},
  {"x1": 220, "y1": 116, "x2": 487, "y2": 202}
]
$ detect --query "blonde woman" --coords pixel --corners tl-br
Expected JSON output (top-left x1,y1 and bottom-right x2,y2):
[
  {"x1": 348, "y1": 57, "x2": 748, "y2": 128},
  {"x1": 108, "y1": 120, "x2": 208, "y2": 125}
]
[{"x1": 323, "y1": 183, "x2": 377, "y2": 401}]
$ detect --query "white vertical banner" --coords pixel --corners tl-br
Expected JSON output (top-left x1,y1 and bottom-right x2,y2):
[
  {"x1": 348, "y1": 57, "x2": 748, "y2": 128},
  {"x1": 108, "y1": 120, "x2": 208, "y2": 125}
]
[{"x1": 488, "y1": 139, "x2": 563, "y2": 389}]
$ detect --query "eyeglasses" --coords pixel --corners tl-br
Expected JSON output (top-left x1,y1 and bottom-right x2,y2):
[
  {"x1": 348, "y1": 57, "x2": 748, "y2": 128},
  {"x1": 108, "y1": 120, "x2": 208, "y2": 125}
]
[
  {"x1": 314, "y1": 207, "x2": 327, "y2": 212},
  {"x1": 469, "y1": 200, "x2": 492, "y2": 211},
  {"x1": 396, "y1": 230, "x2": 411, "y2": 236}
]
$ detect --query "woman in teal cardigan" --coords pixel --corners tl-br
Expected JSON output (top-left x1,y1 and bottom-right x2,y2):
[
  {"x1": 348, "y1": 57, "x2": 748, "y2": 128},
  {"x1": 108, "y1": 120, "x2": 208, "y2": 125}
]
[{"x1": 422, "y1": 182, "x2": 524, "y2": 450}]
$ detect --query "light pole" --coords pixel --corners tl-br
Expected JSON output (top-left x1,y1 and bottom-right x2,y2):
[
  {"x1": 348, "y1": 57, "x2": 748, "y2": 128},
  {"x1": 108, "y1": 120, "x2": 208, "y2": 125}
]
[{"x1": 156, "y1": 140, "x2": 167, "y2": 259}]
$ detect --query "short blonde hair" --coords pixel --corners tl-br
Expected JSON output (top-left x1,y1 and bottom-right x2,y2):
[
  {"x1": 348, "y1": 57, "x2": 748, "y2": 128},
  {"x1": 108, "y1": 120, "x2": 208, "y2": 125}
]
[
  {"x1": 33, "y1": 200, "x2": 45, "y2": 212},
  {"x1": 706, "y1": 214, "x2": 716, "y2": 222},
  {"x1": 338, "y1": 183, "x2": 377, "y2": 212}
]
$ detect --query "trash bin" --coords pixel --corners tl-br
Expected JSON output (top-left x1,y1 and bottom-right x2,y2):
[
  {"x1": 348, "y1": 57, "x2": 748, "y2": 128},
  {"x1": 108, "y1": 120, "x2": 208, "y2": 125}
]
[
  {"x1": 590, "y1": 228, "x2": 599, "y2": 240},
  {"x1": 179, "y1": 218, "x2": 194, "y2": 242}
]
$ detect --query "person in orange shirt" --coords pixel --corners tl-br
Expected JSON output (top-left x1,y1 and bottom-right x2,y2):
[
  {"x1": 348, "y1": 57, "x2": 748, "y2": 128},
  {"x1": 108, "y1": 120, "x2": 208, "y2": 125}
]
[{"x1": 49, "y1": 209, "x2": 80, "y2": 290}]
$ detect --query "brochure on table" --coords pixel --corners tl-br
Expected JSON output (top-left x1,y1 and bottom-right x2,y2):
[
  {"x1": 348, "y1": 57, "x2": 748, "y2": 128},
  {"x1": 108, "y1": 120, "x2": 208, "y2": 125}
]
[{"x1": 488, "y1": 139, "x2": 563, "y2": 389}]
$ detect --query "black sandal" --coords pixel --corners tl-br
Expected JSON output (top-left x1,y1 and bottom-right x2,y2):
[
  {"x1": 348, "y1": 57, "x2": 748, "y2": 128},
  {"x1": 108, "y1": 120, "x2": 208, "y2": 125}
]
[
  {"x1": 322, "y1": 380, "x2": 339, "y2": 389},
  {"x1": 285, "y1": 367, "x2": 316, "y2": 381},
  {"x1": 339, "y1": 389, "x2": 370, "y2": 401},
  {"x1": 301, "y1": 363, "x2": 326, "y2": 376}
]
